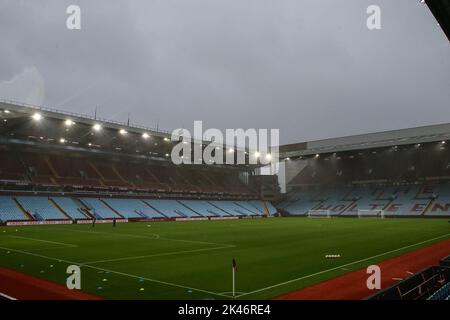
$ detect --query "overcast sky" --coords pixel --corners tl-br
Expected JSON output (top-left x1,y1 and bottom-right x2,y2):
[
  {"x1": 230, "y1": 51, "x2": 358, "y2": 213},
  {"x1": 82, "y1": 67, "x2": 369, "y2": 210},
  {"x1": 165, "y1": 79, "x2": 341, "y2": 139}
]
[{"x1": 0, "y1": 0, "x2": 449, "y2": 144}]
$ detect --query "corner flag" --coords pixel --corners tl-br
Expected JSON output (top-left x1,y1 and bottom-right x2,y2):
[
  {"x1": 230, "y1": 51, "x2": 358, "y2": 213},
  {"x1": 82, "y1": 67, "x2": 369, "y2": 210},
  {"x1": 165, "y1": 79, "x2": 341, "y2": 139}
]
[{"x1": 232, "y1": 258, "x2": 237, "y2": 298}]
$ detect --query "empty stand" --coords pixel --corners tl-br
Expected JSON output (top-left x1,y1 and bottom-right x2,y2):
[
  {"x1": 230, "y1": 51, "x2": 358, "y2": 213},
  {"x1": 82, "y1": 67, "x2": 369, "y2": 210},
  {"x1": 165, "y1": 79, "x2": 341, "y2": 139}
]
[
  {"x1": 144, "y1": 199, "x2": 200, "y2": 218},
  {"x1": 51, "y1": 197, "x2": 88, "y2": 220},
  {"x1": 0, "y1": 196, "x2": 28, "y2": 221},
  {"x1": 102, "y1": 198, "x2": 164, "y2": 218},
  {"x1": 79, "y1": 198, "x2": 121, "y2": 219},
  {"x1": 15, "y1": 196, "x2": 67, "y2": 220}
]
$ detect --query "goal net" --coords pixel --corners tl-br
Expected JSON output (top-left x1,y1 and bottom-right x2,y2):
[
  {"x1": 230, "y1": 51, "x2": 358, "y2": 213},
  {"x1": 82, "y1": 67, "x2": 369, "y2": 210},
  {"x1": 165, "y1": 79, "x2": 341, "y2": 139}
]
[
  {"x1": 308, "y1": 209, "x2": 331, "y2": 218},
  {"x1": 357, "y1": 209, "x2": 385, "y2": 218}
]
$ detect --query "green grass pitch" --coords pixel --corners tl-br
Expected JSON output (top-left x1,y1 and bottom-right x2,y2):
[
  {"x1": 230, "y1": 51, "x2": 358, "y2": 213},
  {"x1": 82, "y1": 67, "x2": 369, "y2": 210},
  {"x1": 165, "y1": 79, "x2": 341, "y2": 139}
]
[{"x1": 1, "y1": 217, "x2": 449, "y2": 299}]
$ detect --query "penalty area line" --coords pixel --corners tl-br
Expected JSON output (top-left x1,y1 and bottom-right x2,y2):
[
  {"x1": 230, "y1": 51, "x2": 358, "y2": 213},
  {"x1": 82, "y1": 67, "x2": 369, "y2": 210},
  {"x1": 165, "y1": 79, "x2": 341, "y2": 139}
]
[
  {"x1": 8, "y1": 235, "x2": 77, "y2": 248},
  {"x1": 0, "y1": 246, "x2": 232, "y2": 299},
  {"x1": 80, "y1": 245, "x2": 235, "y2": 265},
  {"x1": 235, "y1": 233, "x2": 450, "y2": 298}
]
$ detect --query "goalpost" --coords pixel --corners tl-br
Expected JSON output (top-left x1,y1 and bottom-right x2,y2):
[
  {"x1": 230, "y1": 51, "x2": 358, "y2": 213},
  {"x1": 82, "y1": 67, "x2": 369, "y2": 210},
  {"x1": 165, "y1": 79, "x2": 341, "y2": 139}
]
[
  {"x1": 357, "y1": 209, "x2": 385, "y2": 219},
  {"x1": 308, "y1": 209, "x2": 331, "y2": 218}
]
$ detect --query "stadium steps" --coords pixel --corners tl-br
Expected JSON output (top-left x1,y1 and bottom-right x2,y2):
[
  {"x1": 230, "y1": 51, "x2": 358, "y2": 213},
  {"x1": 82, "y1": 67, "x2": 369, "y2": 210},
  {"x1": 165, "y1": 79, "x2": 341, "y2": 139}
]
[
  {"x1": 99, "y1": 199, "x2": 125, "y2": 219},
  {"x1": 72, "y1": 198, "x2": 94, "y2": 218},
  {"x1": 234, "y1": 202, "x2": 260, "y2": 215},
  {"x1": 88, "y1": 163, "x2": 106, "y2": 187},
  {"x1": 112, "y1": 166, "x2": 135, "y2": 189},
  {"x1": 143, "y1": 168, "x2": 169, "y2": 191},
  {"x1": 12, "y1": 198, "x2": 34, "y2": 220},
  {"x1": 43, "y1": 156, "x2": 59, "y2": 178},
  {"x1": 141, "y1": 200, "x2": 169, "y2": 218},
  {"x1": 422, "y1": 198, "x2": 437, "y2": 216},
  {"x1": 207, "y1": 201, "x2": 233, "y2": 216},
  {"x1": 177, "y1": 201, "x2": 204, "y2": 217},
  {"x1": 251, "y1": 200, "x2": 269, "y2": 216},
  {"x1": 48, "y1": 198, "x2": 73, "y2": 220}
]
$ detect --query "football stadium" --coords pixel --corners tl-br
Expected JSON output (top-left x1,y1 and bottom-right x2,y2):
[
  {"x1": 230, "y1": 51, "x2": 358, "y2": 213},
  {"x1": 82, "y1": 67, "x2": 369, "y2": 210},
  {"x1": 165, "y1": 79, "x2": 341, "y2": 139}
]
[
  {"x1": 0, "y1": 0, "x2": 449, "y2": 306},
  {"x1": 1, "y1": 100, "x2": 450, "y2": 301}
]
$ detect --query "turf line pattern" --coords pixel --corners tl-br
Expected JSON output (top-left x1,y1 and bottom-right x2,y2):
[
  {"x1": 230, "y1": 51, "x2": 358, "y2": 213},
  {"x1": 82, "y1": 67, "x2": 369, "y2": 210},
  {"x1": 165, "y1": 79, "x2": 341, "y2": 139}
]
[
  {"x1": 235, "y1": 233, "x2": 450, "y2": 298},
  {"x1": 0, "y1": 245, "x2": 233, "y2": 299}
]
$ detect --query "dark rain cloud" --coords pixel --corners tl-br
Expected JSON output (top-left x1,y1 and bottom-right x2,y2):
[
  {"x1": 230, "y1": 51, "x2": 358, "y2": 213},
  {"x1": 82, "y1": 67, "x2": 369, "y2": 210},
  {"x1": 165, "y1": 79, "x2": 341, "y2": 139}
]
[{"x1": 0, "y1": 0, "x2": 449, "y2": 143}]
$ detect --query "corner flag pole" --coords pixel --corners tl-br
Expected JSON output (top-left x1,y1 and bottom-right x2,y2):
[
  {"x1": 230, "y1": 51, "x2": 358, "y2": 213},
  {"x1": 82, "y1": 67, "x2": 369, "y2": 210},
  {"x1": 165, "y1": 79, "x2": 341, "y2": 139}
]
[{"x1": 232, "y1": 258, "x2": 236, "y2": 298}]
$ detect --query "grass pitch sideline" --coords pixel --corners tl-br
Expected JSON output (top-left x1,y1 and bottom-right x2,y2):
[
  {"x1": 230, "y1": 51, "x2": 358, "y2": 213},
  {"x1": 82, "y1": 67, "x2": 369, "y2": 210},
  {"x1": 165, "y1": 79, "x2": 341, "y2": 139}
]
[{"x1": 1, "y1": 217, "x2": 449, "y2": 299}]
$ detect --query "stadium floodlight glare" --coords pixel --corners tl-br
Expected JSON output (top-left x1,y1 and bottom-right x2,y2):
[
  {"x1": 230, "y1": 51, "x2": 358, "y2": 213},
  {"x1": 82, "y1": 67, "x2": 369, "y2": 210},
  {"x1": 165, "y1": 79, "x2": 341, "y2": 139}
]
[
  {"x1": 142, "y1": 133, "x2": 150, "y2": 139},
  {"x1": 59, "y1": 138, "x2": 66, "y2": 143},
  {"x1": 93, "y1": 123, "x2": 102, "y2": 131},
  {"x1": 32, "y1": 112, "x2": 42, "y2": 121},
  {"x1": 119, "y1": 129, "x2": 128, "y2": 135}
]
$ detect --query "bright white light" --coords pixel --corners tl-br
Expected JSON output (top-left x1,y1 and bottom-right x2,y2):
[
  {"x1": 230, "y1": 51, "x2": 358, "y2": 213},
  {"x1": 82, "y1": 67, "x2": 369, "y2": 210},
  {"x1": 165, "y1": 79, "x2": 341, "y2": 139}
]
[
  {"x1": 93, "y1": 124, "x2": 102, "y2": 131},
  {"x1": 119, "y1": 129, "x2": 127, "y2": 135},
  {"x1": 254, "y1": 151, "x2": 260, "y2": 158},
  {"x1": 65, "y1": 119, "x2": 74, "y2": 126},
  {"x1": 142, "y1": 133, "x2": 149, "y2": 139},
  {"x1": 32, "y1": 113, "x2": 42, "y2": 121},
  {"x1": 228, "y1": 148, "x2": 234, "y2": 153},
  {"x1": 265, "y1": 154, "x2": 272, "y2": 160},
  {"x1": 165, "y1": 153, "x2": 169, "y2": 157},
  {"x1": 315, "y1": 154, "x2": 319, "y2": 158},
  {"x1": 88, "y1": 143, "x2": 92, "y2": 146},
  {"x1": 59, "y1": 138, "x2": 66, "y2": 143},
  {"x1": 285, "y1": 157, "x2": 290, "y2": 161},
  {"x1": 442, "y1": 141, "x2": 446, "y2": 144},
  {"x1": 163, "y1": 137, "x2": 170, "y2": 142},
  {"x1": 4, "y1": 110, "x2": 10, "y2": 114}
]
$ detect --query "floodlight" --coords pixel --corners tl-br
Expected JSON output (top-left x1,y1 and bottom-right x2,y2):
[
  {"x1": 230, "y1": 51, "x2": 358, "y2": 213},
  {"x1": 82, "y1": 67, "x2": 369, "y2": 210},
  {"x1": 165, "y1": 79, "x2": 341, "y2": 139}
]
[{"x1": 32, "y1": 113, "x2": 42, "y2": 121}]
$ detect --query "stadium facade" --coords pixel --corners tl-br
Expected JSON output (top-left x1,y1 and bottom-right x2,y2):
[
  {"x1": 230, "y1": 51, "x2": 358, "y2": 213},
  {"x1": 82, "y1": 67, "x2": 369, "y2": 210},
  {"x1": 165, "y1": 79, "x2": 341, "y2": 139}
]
[{"x1": 1, "y1": 99, "x2": 450, "y2": 225}]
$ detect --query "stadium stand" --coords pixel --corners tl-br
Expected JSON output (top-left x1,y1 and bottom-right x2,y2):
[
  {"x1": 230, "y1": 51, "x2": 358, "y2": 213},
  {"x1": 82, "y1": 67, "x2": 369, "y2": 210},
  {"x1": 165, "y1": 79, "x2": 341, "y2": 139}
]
[
  {"x1": 368, "y1": 266, "x2": 450, "y2": 300},
  {"x1": 208, "y1": 200, "x2": 254, "y2": 216},
  {"x1": 0, "y1": 196, "x2": 28, "y2": 221},
  {"x1": 178, "y1": 200, "x2": 225, "y2": 217},
  {"x1": 51, "y1": 197, "x2": 89, "y2": 220},
  {"x1": 144, "y1": 199, "x2": 200, "y2": 218},
  {"x1": 15, "y1": 196, "x2": 67, "y2": 220},
  {"x1": 279, "y1": 183, "x2": 450, "y2": 217},
  {"x1": 101, "y1": 198, "x2": 164, "y2": 219},
  {"x1": 79, "y1": 198, "x2": 121, "y2": 219}
]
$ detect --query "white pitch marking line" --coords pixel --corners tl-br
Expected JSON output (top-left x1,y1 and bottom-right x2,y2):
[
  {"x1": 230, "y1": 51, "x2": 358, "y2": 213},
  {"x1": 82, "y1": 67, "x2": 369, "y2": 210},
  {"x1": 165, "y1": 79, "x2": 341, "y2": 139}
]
[
  {"x1": 8, "y1": 235, "x2": 77, "y2": 248},
  {"x1": 0, "y1": 246, "x2": 232, "y2": 299},
  {"x1": 51, "y1": 227, "x2": 232, "y2": 247},
  {"x1": 235, "y1": 233, "x2": 450, "y2": 298},
  {"x1": 81, "y1": 245, "x2": 235, "y2": 265},
  {"x1": 0, "y1": 292, "x2": 17, "y2": 300}
]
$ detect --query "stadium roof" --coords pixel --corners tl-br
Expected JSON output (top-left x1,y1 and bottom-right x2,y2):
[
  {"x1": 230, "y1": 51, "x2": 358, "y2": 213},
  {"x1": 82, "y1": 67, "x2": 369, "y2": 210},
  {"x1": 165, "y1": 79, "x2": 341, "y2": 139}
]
[
  {"x1": 0, "y1": 99, "x2": 255, "y2": 168},
  {"x1": 280, "y1": 122, "x2": 450, "y2": 158},
  {"x1": 426, "y1": 0, "x2": 450, "y2": 41}
]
